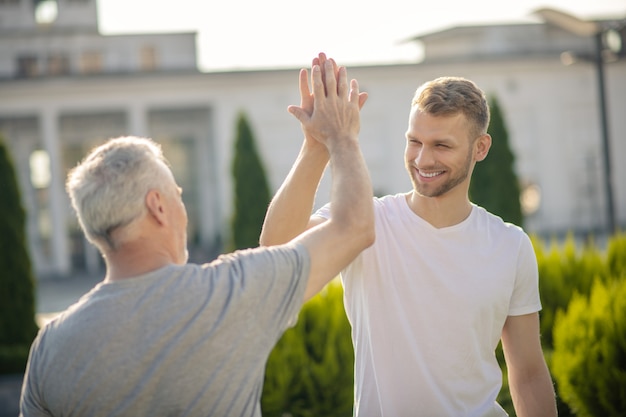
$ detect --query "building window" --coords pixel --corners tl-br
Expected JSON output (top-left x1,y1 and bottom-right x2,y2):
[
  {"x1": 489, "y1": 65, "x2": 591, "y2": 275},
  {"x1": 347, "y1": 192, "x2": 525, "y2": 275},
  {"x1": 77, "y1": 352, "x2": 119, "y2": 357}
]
[
  {"x1": 140, "y1": 46, "x2": 158, "y2": 71},
  {"x1": 80, "y1": 51, "x2": 102, "y2": 74},
  {"x1": 28, "y1": 149, "x2": 52, "y2": 259},
  {"x1": 520, "y1": 180, "x2": 541, "y2": 216},
  {"x1": 34, "y1": 0, "x2": 58, "y2": 25},
  {"x1": 29, "y1": 150, "x2": 51, "y2": 189},
  {"x1": 47, "y1": 53, "x2": 70, "y2": 76},
  {"x1": 17, "y1": 56, "x2": 39, "y2": 78}
]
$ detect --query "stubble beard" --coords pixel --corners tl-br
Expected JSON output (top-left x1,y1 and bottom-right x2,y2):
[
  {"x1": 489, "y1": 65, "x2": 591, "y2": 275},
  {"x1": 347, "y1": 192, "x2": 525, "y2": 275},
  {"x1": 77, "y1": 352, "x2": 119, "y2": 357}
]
[{"x1": 409, "y1": 148, "x2": 473, "y2": 198}]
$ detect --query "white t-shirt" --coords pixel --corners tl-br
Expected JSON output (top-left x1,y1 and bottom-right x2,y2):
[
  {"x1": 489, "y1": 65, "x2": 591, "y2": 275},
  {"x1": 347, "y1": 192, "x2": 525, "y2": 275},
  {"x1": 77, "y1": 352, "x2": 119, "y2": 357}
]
[{"x1": 315, "y1": 193, "x2": 541, "y2": 417}]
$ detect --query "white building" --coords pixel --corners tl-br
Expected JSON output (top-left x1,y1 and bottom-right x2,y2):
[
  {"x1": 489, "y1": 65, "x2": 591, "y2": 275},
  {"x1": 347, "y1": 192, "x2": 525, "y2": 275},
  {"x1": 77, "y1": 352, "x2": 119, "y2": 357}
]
[{"x1": 1, "y1": 0, "x2": 625, "y2": 278}]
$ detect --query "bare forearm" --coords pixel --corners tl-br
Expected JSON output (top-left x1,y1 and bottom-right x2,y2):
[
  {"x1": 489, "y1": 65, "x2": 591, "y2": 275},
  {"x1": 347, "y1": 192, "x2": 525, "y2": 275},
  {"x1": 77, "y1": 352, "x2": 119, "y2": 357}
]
[
  {"x1": 510, "y1": 367, "x2": 557, "y2": 417},
  {"x1": 327, "y1": 138, "x2": 374, "y2": 243},
  {"x1": 297, "y1": 138, "x2": 374, "y2": 301},
  {"x1": 260, "y1": 142, "x2": 329, "y2": 246}
]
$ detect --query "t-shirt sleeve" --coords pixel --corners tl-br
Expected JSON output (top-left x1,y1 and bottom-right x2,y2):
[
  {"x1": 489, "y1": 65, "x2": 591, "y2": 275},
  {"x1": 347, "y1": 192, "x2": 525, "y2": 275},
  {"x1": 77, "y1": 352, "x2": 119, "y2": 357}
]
[
  {"x1": 20, "y1": 330, "x2": 53, "y2": 417},
  {"x1": 313, "y1": 202, "x2": 331, "y2": 220},
  {"x1": 508, "y1": 233, "x2": 542, "y2": 316},
  {"x1": 211, "y1": 243, "x2": 310, "y2": 334}
]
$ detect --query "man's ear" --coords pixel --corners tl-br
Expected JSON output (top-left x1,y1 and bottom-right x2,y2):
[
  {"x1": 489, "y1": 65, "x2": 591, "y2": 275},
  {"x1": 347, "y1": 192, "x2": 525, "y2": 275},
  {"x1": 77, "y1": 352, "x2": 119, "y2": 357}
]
[
  {"x1": 145, "y1": 189, "x2": 167, "y2": 226},
  {"x1": 474, "y1": 134, "x2": 491, "y2": 162}
]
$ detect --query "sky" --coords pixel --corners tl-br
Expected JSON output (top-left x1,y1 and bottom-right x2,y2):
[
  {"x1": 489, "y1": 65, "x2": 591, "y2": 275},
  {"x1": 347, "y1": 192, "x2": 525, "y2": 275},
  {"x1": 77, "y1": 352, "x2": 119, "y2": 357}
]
[{"x1": 97, "y1": 0, "x2": 626, "y2": 72}]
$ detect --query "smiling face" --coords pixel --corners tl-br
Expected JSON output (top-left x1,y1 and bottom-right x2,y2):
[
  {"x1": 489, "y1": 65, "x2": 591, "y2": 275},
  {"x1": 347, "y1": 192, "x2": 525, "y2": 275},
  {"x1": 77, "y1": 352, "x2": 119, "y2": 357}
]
[{"x1": 404, "y1": 107, "x2": 478, "y2": 199}]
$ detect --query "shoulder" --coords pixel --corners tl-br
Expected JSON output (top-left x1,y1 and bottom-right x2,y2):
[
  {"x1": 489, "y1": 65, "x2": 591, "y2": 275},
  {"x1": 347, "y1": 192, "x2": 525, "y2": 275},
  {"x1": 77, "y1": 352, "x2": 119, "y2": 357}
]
[
  {"x1": 371, "y1": 193, "x2": 409, "y2": 217},
  {"x1": 472, "y1": 205, "x2": 533, "y2": 250},
  {"x1": 473, "y1": 205, "x2": 525, "y2": 234},
  {"x1": 207, "y1": 244, "x2": 309, "y2": 279},
  {"x1": 315, "y1": 193, "x2": 405, "y2": 220},
  {"x1": 373, "y1": 192, "x2": 406, "y2": 207}
]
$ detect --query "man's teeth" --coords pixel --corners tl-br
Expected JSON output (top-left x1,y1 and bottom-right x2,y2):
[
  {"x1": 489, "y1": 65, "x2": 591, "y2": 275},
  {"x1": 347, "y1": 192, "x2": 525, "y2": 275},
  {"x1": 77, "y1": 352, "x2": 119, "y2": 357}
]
[{"x1": 421, "y1": 171, "x2": 442, "y2": 178}]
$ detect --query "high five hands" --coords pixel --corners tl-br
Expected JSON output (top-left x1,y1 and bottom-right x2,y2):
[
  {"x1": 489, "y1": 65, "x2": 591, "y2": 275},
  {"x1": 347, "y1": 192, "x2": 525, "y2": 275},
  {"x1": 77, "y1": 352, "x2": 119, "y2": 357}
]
[{"x1": 288, "y1": 53, "x2": 368, "y2": 151}]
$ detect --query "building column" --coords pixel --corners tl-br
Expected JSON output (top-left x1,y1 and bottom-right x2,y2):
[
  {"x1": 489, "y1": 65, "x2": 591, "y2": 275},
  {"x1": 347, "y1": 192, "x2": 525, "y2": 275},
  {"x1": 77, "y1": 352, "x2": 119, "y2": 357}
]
[
  {"x1": 128, "y1": 102, "x2": 148, "y2": 138},
  {"x1": 40, "y1": 108, "x2": 70, "y2": 276}
]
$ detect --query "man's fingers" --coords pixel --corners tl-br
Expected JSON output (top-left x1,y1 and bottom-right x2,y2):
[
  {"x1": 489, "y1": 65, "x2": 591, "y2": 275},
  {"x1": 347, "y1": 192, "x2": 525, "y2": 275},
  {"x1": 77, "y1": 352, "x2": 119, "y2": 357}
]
[
  {"x1": 287, "y1": 105, "x2": 310, "y2": 124},
  {"x1": 329, "y1": 58, "x2": 339, "y2": 77},
  {"x1": 358, "y1": 92, "x2": 369, "y2": 110},
  {"x1": 323, "y1": 60, "x2": 338, "y2": 97},
  {"x1": 329, "y1": 58, "x2": 340, "y2": 94},
  {"x1": 311, "y1": 64, "x2": 326, "y2": 98},
  {"x1": 299, "y1": 68, "x2": 310, "y2": 96},
  {"x1": 318, "y1": 53, "x2": 327, "y2": 94},
  {"x1": 336, "y1": 66, "x2": 348, "y2": 99},
  {"x1": 348, "y1": 79, "x2": 361, "y2": 105},
  {"x1": 299, "y1": 68, "x2": 313, "y2": 110}
]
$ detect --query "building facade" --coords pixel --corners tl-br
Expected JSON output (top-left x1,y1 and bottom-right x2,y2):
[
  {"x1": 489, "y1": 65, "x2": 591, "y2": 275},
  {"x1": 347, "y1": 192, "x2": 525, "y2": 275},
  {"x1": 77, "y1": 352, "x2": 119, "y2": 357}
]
[{"x1": 1, "y1": 0, "x2": 625, "y2": 277}]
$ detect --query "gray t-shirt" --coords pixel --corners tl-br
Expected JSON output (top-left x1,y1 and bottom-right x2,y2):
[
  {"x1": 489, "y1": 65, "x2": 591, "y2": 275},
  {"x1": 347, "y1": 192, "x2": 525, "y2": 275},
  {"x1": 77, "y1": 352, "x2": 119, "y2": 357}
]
[{"x1": 20, "y1": 243, "x2": 310, "y2": 417}]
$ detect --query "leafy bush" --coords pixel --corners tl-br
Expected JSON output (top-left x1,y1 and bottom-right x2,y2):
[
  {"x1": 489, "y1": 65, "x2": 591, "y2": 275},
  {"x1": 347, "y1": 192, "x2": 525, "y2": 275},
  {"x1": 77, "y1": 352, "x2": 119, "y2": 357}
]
[
  {"x1": 262, "y1": 279, "x2": 353, "y2": 417},
  {"x1": 230, "y1": 112, "x2": 271, "y2": 250},
  {"x1": 470, "y1": 96, "x2": 523, "y2": 227},
  {"x1": 534, "y1": 233, "x2": 626, "y2": 416},
  {"x1": 606, "y1": 233, "x2": 626, "y2": 277},
  {"x1": 534, "y1": 234, "x2": 608, "y2": 349},
  {"x1": 552, "y1": 277, "x2": 626, "y2": 416},
  {"x1": 0, "y1": 135, "x2": 39, "y2": 374},
  {"x1": 0, "y1": 344, "x2": 31, "y2": 374}
]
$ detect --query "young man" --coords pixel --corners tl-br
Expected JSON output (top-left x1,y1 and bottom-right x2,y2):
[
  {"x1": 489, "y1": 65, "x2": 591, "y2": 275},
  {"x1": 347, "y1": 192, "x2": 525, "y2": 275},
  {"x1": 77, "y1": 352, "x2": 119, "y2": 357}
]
[
  {"x1": 261, "y1": 69, "x2": 558, "y2": 416},
  {"x1": 20, "y1": 55, "x2": 374, "y2": 417}
]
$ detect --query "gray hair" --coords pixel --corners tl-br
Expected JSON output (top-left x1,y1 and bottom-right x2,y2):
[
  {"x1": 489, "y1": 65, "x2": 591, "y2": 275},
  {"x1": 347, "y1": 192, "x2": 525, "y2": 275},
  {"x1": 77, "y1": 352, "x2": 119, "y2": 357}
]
[
  {"x1": 66, "y1": 136, "x2": 172, "y2": 250},
  {"x1": 412, "y1": 76, "x2": 490, "y2": 140}
]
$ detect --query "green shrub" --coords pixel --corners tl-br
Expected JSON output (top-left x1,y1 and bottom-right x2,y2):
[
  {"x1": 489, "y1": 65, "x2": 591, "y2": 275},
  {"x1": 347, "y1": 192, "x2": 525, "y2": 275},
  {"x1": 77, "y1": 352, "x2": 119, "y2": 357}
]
[
  {"x1": 533, "y1": 233, "x2": 625, "y2": 416},
  {"x1": 552, "y1": 277, "x2": 626, "y2": 416},
  {"x1": 0, "y1": 135, "x2": 39, "y2": 374},
  {"x1": 606, "y1": 233, "x2": 626, "y2": 277},
  {"x1": 0, "y1": 344, "x2": 31, "y2": 374},
  {"x1": 470, "y1": 96, "x2": 523, "y2": 227},
  {"x1": 262, "y1": 279, "x2": 353, "y2": 417},
  {"x1": 230, "y1": 112, "x2": 271, "y2": 251},
  {"x1": 534, "y1": 234, "x2": 608, "y2": 349}
]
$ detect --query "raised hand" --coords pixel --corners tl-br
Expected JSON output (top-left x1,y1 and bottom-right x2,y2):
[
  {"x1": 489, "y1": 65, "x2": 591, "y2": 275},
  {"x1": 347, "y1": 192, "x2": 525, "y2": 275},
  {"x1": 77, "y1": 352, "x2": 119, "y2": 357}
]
[
  {"x1": 290, "y1": 53, "x2": 368, "y2": 150},
  {"x1": 288, "y1": 54, "x2": 367, "y2": 151}
]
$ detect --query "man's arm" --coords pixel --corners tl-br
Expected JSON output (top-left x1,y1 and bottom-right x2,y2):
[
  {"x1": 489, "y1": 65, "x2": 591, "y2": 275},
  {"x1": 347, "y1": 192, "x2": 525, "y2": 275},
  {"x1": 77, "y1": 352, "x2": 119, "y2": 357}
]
[
  {"x1": 501, "y1": 312, "x2": 558, "y2": 417},
  {"x1": 286, "y1": 57, "x2": 374, "y2": 301},
  {"x1": 260, "y1": 53, "x2": 367, "y2": 246},
  {"x1": 258, "y1": 132, "x2": 329, "y2": 246}
]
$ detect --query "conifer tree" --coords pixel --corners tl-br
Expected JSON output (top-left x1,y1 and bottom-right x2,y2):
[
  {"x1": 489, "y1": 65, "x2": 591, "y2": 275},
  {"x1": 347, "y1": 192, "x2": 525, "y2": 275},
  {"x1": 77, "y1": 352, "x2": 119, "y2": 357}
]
[
  {"x1": 0, "y1": 135, "x2": 38, "y2": 373},
  {"x1": 470, "y1": 96, "x2": 523, "y2": 227},
  {"x1": 230, "y1": 112, "x2": 271, "y2": 250},
  {"x1": 262, "y1": 280, "x2": 354, "y2": 416}
]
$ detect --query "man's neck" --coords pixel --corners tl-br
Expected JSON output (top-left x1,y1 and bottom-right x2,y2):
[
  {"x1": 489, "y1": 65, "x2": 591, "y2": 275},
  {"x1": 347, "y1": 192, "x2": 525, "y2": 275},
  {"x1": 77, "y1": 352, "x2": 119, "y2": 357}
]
[
  {"x1": 405, "y1": 191, "x2": 473, "y2": 229},
  {"x1": 104, "y1": 241, "x2": 174, "y2": 282}
]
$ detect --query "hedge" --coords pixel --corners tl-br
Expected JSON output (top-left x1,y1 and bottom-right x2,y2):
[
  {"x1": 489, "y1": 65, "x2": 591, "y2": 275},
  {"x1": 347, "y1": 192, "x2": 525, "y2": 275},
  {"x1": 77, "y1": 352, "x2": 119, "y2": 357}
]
[
  {"x1": 262, "y1": 279, "x2": 353, "y2": 417},
  {"x1": 552, "y1": 277, "x2": 626, "y2": 416},
  {"x1": 0, "y1": 135, "x2": 39, "y2": 375}
]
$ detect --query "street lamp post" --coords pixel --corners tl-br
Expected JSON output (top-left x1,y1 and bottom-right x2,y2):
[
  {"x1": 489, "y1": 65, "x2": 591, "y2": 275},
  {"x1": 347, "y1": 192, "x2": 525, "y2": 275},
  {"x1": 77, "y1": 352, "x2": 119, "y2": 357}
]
[
  {"x1": 534, "y1": 7, "x2": 623, "y2": 235},
  {"x1": 592, "y1": 31, "x2": 616, "y2": 235}
]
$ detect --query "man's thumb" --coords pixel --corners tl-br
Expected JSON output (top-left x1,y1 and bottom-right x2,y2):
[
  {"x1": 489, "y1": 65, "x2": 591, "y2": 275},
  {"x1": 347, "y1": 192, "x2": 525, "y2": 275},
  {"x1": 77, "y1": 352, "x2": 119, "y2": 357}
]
[{"x1": 287, "y1": 105, "x2": 310, "y2": 124}]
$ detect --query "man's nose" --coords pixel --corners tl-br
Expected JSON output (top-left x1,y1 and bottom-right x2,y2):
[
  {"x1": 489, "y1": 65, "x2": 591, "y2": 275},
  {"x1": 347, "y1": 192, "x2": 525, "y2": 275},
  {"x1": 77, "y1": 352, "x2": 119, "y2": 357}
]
[{"x1": 414, "y1": 146, "x2": 435, "y2": 166}]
